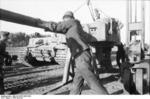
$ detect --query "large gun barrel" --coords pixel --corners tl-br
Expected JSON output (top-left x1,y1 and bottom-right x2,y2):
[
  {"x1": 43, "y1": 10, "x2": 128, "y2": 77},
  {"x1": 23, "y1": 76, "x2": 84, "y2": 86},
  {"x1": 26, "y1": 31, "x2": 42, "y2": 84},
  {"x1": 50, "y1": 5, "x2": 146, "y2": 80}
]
[{"x1": 0, "y1": 8, "x2": 46, "y2": 29}]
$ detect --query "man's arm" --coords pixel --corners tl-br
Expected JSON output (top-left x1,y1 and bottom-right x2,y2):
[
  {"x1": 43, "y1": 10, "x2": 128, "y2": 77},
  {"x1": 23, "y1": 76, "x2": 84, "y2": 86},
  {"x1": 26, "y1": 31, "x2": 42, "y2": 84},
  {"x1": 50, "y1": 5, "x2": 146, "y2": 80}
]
[
  {"x1": 0, "y1": 42, "x2": 10, "y2": 58},
  {"x1": 80, "y1": 31, "x2": 97, "y2": 43},
  {"x1": 36, "y1": 19, "x2": 57, "y2": 32},
  {"x1": 37, "y1": 19, "x2": 68, "y2": 34},
  {"x1": 0, "y1": 52, "x2": 10, "y2": 58}
]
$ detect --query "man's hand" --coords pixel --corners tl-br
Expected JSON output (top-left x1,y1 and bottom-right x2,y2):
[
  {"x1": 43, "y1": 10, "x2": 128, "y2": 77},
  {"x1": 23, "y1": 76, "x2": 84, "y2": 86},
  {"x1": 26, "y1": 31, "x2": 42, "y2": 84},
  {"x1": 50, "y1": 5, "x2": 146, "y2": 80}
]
[
  {"x1": 36, "y1": 19, "x2": 57, "y2": 32},
  {"x1": 44, "y1": 21, "x2": 57, "y2": 32}
]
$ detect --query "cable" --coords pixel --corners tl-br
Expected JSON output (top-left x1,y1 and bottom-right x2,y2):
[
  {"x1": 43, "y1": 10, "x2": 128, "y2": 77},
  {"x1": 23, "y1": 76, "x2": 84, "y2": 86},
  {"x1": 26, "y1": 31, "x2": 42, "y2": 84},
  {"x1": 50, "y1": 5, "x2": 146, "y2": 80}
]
[
  {"x1": 97, "y1": 9, "x2": 111, "y2": 18},
  {"x1": 73, "y1": 0, "x2": 112, "y2": 20},
  {"x1": 73, "y1": 2, "x2": 86, "y2": 13}
]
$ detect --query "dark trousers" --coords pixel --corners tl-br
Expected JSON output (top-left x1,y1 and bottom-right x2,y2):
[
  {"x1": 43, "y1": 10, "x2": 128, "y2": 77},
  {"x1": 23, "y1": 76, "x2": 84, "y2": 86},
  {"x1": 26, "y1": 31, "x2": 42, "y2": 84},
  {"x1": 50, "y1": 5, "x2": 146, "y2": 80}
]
[
  {"x1": 0, "y1": 67, "x2": 4, "y2": 94},
  {"x1": 70, "y1": 50, "x2": 107, "y2": 95},
  {"x1": 0, "y1": 69, "x2": 4, "y2": 95},
  {"x1": 120, "y1": 62, "x2": 138, "y2": 94}
]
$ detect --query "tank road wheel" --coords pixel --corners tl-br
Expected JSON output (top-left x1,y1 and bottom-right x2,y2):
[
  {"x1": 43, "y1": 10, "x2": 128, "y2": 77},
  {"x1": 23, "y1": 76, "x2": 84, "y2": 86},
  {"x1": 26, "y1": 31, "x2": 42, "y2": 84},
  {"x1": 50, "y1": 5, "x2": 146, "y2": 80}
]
[
  {"x1": 54, "y1": 49, "x2": 68, "y2": 65},
  {"x1": 24, "y1": 52, "x2": 38, "y2": 66}
]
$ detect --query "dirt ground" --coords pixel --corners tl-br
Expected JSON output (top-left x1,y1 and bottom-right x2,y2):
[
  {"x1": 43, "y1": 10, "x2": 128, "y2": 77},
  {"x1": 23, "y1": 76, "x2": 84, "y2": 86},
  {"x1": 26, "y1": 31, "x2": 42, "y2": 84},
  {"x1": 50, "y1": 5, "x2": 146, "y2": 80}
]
[
  {"x1": 4, "y1": 63, "x2": 130, "y2": 95},
  {"x1": 4, "y1": 48, "x2": 150, "y2": 95},
  {"x1": 4, "y1": 61, "x2": 150, "y2": 95}
]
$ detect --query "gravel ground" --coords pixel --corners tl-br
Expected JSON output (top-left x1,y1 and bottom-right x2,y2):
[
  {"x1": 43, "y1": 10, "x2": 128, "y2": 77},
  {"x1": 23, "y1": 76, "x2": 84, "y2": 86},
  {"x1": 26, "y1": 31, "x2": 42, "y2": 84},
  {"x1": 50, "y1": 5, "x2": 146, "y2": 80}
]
[
  {"x1": 4, "y1": 47, "x2": 149, "y2": 95},
  {"x1": 4, "y1": 63, "x2": 129, "y2": 95},
  {"x1": 4, "y1": 59, "x2": 150, "y2": 95}
]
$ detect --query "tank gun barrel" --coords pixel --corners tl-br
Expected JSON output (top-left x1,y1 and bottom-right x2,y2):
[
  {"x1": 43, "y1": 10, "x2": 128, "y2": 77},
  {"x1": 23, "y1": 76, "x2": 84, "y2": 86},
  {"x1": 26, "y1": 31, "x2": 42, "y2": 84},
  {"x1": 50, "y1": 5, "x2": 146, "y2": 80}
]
[{"x1": 0, "y1": 8, "x2": 46, "y2": 29}]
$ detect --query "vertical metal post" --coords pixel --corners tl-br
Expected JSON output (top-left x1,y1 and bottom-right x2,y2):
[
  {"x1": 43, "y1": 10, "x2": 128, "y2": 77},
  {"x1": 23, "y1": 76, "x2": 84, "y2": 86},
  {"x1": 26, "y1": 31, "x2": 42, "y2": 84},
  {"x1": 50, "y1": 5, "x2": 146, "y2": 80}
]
[
  {"x1": 127, "y1": 0, "x2": 133, "y2": 45},
  {"x1": 149, "y1": 2, "x2": 150, "y2": 94},
  {"x1": 126, "y1": 0, "x2": 129, "y2": 45},
  {"x1": 141, "y1": 0, "x2": 145, "y2": 50},
  {"x1": 62, "y1": 48, "x2": 72, "y2": 84},
  {"x1": 148, "y1": 63, "x2": 150, "y2": 94},
  {"x1": 135, "y1": 0, "x2": 137, "y2": 22},
  {"x1": 130, "y1": 0, "x2": 132, "y2": 23}
]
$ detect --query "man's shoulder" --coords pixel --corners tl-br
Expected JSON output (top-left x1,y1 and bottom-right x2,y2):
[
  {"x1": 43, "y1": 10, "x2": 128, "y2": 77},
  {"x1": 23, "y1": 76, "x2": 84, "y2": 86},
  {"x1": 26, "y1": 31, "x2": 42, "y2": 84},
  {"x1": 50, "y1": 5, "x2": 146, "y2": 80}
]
[
  {"x1": 71, "y1": 19, "x2": 80, "y2": 23},
  {"x1": 64, "y1": 19, "x2": 80, "y2": 23},
  {"x1": 0, "y1": 40, "x2": 5, "y2": 46},
  {"x1": 59, "y1": 19, "x2": 81, "y2": 27},
  {"x1": 0, "y1": 40, "x2": 3, "y2": 45}
]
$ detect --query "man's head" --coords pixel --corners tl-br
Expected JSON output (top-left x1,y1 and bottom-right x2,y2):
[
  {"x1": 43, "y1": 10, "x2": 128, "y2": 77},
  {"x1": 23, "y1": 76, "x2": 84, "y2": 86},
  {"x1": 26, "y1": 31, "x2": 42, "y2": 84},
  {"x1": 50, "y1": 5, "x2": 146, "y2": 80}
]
[
  {"x1": 0, "y1": 31, "x2": 10, "y2": 42},
  {"x1": 63, "y1": 11, "x2": 74, "y2": 21}
]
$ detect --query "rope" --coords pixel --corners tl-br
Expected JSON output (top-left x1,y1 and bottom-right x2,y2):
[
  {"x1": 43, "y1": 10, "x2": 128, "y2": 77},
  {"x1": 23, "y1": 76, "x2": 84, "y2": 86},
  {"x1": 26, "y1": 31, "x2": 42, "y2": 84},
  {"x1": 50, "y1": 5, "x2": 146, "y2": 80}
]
[
  {"x1": 97, "y1": 9, "x2": 111, "y2": 18},
  {"x1": 74, "y1": 2, "x2": 86, "y2": 13},
  {"x1": 73, "y1": 0, "x2": 112, "y2": 20}
]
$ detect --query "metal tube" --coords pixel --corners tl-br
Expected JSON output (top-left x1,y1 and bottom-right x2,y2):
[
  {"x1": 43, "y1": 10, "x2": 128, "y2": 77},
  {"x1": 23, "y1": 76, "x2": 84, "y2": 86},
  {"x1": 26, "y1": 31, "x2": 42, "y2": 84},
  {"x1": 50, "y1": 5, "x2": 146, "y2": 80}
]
[
  {"x1": 135, "y1": 0, "x2": 137, "y2": 22},
  {"x1": 141, "y1": 0, "x2": 145, "y2": 50},
  {"x1": 0, "y1": 8, "x2": 46, "y2": 29},
  {"x1": 130, "y1": 0, "x2": 132, "y2": 23},
  {"x1": 126, "y1": 0, "x2": 130, "y2": 45}
]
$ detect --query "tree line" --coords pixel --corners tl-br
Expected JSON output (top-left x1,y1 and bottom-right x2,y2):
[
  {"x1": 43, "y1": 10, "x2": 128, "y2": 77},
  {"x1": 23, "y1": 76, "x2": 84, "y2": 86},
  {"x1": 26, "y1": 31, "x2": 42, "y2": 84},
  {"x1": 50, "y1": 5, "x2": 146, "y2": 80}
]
[{"x1": 2, "y1": 32, "x2": 43, "y2": 47}]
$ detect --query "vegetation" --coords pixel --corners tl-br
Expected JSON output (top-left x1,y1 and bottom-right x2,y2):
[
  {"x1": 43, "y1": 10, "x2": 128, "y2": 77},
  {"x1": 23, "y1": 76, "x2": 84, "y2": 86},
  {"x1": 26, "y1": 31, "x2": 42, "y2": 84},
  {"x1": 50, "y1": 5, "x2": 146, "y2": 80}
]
[
  {"x1": 8, "y1": 32, "x2": 30, "y2": 47},
  {"x1": 1, "y1": 31, "x2": 44, "y2": 47}
]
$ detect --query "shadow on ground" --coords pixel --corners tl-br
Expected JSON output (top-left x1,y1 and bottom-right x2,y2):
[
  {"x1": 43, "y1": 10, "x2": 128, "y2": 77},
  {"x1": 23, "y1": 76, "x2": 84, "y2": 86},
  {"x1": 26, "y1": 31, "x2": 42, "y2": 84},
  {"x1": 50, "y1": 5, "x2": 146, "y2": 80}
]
[
  {"x1": 6, "y1": 75, "x2": 62, "y2": 94},
  {"x1": 97, "y1": 68, "x2": 120, "y2": 74},
  {"x1": 55, "y1": 90, "x2": 70, "y2": 95}
]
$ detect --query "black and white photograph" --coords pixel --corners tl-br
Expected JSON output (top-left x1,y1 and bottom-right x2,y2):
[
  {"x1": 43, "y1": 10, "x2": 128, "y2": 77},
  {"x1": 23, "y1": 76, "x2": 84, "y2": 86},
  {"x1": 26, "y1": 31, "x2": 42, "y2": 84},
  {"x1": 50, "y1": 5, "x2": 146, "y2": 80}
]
[{"x1": 0, "y1": 0, "x2": 150, "y2": 96}]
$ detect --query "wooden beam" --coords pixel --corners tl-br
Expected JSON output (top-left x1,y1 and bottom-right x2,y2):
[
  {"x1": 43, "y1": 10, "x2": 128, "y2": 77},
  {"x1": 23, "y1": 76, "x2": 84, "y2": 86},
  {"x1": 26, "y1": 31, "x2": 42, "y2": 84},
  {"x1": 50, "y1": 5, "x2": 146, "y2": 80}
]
[
  {"x1": 135, "y1": 68, "x2": 143, "y2": 94},
  {"x1": 62, "y1": 48, "x2": 72, "y2": 84}
]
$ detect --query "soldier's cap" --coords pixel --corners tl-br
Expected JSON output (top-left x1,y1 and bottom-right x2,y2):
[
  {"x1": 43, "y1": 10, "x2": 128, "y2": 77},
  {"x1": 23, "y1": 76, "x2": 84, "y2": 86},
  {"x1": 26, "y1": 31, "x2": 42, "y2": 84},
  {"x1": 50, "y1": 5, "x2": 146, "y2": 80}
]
[
  {"x1": 0, "y1": 31, "x2": 10, "y2": 37},
  {"x1": 63, "y1": 11, "x2": 74, "y2": 19}
]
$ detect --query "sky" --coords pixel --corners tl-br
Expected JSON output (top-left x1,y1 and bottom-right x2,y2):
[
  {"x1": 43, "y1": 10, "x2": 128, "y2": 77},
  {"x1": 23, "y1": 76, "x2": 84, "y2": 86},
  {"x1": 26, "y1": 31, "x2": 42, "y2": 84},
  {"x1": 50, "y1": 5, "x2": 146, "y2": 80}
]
[{"x1": 0, "y1": 0, "x2": 150, "y2": 44}]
